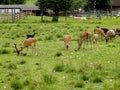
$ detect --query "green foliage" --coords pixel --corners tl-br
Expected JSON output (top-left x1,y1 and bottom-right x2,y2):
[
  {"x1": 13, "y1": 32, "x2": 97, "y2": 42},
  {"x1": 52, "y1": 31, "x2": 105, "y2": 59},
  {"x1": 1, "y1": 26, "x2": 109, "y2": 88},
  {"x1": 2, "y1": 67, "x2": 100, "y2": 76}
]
[
  {"x1": 37, "y1": 0, "x2": 73, "y2": 21},
  {"x1": 0, "y1": 0, "x2": 26, "y2": 4}
]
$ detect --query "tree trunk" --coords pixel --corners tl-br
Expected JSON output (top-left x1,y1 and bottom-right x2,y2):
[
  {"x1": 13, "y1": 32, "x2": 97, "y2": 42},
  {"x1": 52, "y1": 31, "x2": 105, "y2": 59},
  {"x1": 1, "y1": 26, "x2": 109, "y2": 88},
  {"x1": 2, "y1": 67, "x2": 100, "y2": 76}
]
[{"x1": 52, "y1": 10, "x2": 59, "y2": 22}]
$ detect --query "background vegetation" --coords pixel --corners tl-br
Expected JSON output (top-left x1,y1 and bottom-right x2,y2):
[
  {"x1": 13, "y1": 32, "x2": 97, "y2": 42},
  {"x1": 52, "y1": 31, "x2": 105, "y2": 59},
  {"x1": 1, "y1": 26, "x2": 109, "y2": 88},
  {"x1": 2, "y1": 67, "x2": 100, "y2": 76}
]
[{"x1": 0, "y1": 16, "x2": 120, "y2": 90}]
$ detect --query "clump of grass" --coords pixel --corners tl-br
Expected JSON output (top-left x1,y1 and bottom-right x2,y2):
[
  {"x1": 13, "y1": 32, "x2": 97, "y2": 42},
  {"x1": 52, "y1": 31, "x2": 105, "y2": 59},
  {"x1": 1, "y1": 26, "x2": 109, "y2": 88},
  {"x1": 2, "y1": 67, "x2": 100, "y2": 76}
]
[
  {"x1": 65, "y1": 64, "x2": 76, "y2": 73},
  {"x1": 55, "y1": 51, "x2": 62, "y2": 57},
  {"x1": 53, "y1": 64, "x2": 64, "y2": 72},
  {"x1": 19, "y1": 60, "x2": 26, "y2": 65},
  {"x1": 11, "y1": 80, "x2": 23, "y2": 90},
  {"x1": 8, "y1": 63, "x2": 17, "y2": 69},
  {"x1": 74, "y1": 81, "x2": 85, "y2": 88},
  {"x1": 43, "y1": 74, "x2": 57, "y2": 84},
  {"x1": 2, "y1": 42, "x2": 10, "y2": 47},
  {"x1": 0, "y1": 63, "x2": 2, "y2": 66},
  {"x1": 0, "y1": 49, "x2": 10, "y2": 54},
  {"x1": 23, "y1": 79, "x2": 30, "y2": 86},
  {"x1": 92, "y1": 76, "x2": 103, "y2": 83},
  {"x1": 81, "y1": 75, "x2": 89, "y2": 81},
  {"x1": 45, "y1": 35, "x2": 53, "y2": 40}
]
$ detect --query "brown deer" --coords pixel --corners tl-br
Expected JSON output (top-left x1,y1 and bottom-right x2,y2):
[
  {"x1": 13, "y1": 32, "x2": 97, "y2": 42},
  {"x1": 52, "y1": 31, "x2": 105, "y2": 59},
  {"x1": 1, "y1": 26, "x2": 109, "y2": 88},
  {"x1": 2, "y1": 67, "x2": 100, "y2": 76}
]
[
  {"x1": 64, "y1": 35, "x2": 71, "y2": 49},
  {"x1": 92, "y1": 33, "x2": 99, "y2": 44},
  {"x1": 78, "y1": 30, "x2": 92, "y2": 49},
  {"x1": 94, "y1": 26, "x2": 106, "y2": 38},
  {"x1": 14, "y1": 37, "x2": 37, "y2": 56}
]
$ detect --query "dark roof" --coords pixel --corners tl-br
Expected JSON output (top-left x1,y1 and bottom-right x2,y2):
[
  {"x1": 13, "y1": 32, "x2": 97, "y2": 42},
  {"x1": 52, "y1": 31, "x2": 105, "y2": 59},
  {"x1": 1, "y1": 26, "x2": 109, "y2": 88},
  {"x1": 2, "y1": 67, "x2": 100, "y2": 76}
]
[
  {"x1": 0, "y1": 5, "x2": 40, "y2": 10},
  {"x1": 112, "y1": 0, "x2": 120, "y2": 6}
]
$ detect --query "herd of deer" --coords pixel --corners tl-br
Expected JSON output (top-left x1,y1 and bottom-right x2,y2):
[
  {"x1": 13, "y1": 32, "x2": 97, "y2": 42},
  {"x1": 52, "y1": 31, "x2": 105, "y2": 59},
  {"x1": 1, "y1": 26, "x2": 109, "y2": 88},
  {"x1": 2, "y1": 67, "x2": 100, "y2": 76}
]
[
  {"x1": 64, "y1": 26, "x2": 120, "y2": 49},
  {"x1": 13, "y1": 26, "x2": 120, "y2": 56}
]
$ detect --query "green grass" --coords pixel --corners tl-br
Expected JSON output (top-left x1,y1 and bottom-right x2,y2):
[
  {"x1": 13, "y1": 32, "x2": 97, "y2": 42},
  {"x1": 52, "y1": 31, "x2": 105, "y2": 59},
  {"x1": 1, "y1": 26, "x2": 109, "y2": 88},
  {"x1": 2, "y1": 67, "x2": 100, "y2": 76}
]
[
  {"x1": 26, "y1": 0, "x2": 37, "y2": 4},
  {"x1": 0, "y1": 16, "x2": 120, "y2": 89}
]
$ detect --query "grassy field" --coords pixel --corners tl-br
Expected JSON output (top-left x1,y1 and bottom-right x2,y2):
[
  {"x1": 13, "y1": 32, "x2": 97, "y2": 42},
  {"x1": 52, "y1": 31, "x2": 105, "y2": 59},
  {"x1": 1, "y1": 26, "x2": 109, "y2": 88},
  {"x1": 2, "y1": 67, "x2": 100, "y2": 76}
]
[
  {"x1": 0, "y1": 16, "x2": 120, "y2": 90},
  {"x1": 26, "y1": 0, "x2": 37, "y2": 4}
]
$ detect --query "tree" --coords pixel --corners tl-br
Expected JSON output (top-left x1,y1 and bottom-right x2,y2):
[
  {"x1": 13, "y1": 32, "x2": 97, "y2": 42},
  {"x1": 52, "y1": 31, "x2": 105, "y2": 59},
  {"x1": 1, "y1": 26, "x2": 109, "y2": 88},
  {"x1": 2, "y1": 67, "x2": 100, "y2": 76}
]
[
  {"x1": 0, "y1": 0, "x2": 25, "y2": 4},
  {"x1": 37, "y1": 0, "x2": 73, "y2": 22},
  {"x1": 85, "y1": 0, "x2": 111, "y2": 10},
  {"x1": 72, "y1": 0, "x2": 87, "y2": 10}
]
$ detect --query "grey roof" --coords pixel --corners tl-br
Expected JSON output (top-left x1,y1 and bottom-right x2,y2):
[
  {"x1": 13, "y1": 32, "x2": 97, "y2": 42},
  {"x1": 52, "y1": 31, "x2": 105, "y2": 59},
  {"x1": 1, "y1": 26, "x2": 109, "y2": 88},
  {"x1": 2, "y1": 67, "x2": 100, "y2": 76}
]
[{"x1": 0, "y1": 5, "x2": 40, "y2": 10}]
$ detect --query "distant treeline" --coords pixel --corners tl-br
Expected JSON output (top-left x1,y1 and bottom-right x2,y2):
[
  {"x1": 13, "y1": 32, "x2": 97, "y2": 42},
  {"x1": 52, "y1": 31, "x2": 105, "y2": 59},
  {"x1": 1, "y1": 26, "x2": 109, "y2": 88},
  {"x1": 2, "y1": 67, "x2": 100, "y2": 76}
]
[{"x1": 0, "y1": 0, "x2": 25, "y2": 4}]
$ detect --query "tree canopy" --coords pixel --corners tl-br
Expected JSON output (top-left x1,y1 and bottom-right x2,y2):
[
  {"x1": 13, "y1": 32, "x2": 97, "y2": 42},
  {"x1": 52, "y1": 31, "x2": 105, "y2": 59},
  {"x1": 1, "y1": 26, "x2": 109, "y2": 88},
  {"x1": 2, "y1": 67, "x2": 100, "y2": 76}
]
[
  {"x1": 37, "y1": 0, "x2": 73, "y2": 22},
  {"x1": 85, "y1": 0, "x2": 111, "y2": 10},
  {"x1": 0, "y1": 0, "x2": 26, "y2": 4}
]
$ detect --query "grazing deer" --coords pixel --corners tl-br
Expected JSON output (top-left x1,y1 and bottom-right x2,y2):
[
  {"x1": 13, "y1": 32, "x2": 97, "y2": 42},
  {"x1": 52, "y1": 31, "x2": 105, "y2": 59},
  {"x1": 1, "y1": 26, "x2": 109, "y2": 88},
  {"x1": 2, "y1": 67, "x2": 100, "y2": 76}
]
[
  {"x1": 64, "y1": 35, "x2": 71, "y2": 49},
  {"x1": 106, "y1": 30, "x2": 116, "y2": 43},
  {"x1": 94, "y1": 26, "x2": 106, "y2": 38},
  {"x1": 92, "y1": 34, "x2": 99, "y2": 44},
  {"x1": 78, "y1": 30, "x2": 92, "y2": 49},
  {"x1": 14, "y1": 37, "x2": 37, "y2": 56}
]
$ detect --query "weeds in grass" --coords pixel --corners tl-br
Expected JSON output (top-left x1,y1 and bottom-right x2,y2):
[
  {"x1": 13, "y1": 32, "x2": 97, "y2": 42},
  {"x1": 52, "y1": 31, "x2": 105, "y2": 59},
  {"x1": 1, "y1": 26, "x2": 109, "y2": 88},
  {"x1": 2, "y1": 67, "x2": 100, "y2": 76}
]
[
  {"x1": 0, "y1": 49, "x2": 10, "y2": 54},
  {"x1": 11, "y1": 80, "x2": 23, "y2": 90},
  {"x1": 74, "y1": 81, "x2": 85, "y2": 88},
  {"x1": 8, "y1": 63, "x2": 17, "y2": 69},
  {"x1": 92, "y1": 76, "x2": 103, "y2": 83},
  {"x1": 81, "y1": 75, "x2": 89, "y2": 81},
  {"x1": 55, "y1": 51, "x2": 62, "y2": 57},
  {"x1": 53, "y1": 64, "x2": 64, "y2": 72},
  {"x1": 18, "y1": 60, "x2": 26, "y2": 65},
  {"x1": 43, "y1": 74, "x2": 57, "y2": 84}
]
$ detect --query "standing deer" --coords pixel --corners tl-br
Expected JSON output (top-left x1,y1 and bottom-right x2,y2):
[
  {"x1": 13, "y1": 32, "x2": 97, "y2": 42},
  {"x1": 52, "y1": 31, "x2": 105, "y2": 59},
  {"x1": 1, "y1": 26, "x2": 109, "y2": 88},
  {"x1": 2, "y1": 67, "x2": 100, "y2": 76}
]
[
  {"x1": 78, "y1": 30, "x2": 92, "y2": 49},
  {"x1": 14, "y1": 37, "x2": 37, "y2": 56},
  {"x1": 64, "y1": 35, "x2": 71, "y2": 49}
]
